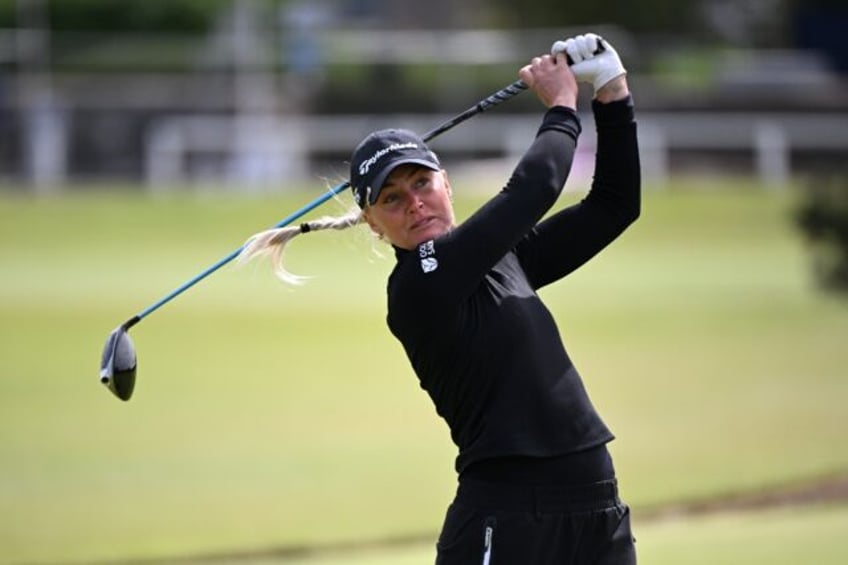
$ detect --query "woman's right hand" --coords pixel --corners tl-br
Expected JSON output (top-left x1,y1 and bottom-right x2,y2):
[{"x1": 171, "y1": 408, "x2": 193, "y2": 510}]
[
  {"x1": 550, "y1": 33, "x2": 629, "y2": 102},
  {"x1": 518, "y1": 52, "x2": 578, "y2": 110}
]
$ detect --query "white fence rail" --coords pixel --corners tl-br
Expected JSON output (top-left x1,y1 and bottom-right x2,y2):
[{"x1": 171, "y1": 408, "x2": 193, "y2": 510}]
[{"x1": 146, "y1": 111, "x2": 848, "y2": 190}]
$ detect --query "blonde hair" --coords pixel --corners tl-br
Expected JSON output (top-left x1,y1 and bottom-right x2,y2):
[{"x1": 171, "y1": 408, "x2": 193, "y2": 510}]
[{"x1": 237, "y1": 210, "x2": 364, "y2": 284}]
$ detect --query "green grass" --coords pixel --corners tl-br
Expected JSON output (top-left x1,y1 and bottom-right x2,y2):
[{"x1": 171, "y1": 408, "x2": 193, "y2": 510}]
[
  {"x1": 635, "y1": 503, "x2": 848, "y2": 565},
  {"x1": 1, "y1": 181, "x2": 847, "y2": 563}
]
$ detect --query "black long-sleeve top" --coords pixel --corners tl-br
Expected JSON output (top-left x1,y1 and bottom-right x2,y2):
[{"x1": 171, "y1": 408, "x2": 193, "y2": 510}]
[{"x1": 386, "y1": 96, "x2": 640, "y2": 474}]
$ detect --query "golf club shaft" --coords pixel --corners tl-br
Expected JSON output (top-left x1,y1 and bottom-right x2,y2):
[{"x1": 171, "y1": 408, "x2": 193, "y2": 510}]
[
  {"x1": 127, "y1": 182, "x2": 350, "y2": 328},
  {"x1": 126, "y1": 80, "x2": 529, "y2": 327},
  {"x1": 422, "y1": 80, "x2": 527, "y2": 141}
]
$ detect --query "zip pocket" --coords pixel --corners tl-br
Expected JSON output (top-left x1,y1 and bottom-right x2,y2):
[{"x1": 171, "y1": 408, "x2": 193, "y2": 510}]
[{"x1": 482, "y1": 516, "x2": 496, "y2": 565}]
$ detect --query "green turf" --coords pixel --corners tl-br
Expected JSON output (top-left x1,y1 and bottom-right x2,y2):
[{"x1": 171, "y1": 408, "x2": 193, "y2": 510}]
[
  {"x1": 1, "y1": 181, "x2": 847, "y2": 563},
  {"x1": 635, "y1": 503, "x2": 848, "y2": 565}
]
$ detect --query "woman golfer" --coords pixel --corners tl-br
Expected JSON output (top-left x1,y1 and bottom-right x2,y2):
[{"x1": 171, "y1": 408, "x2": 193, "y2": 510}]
[{"x1": 242, "y1": 33, "x2": 640, "y2": 564}]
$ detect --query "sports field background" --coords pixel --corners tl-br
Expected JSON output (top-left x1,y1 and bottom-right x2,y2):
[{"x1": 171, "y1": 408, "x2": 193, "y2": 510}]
[{"x1": 1, "y1": 177, "x2": 847, "y2": 564}]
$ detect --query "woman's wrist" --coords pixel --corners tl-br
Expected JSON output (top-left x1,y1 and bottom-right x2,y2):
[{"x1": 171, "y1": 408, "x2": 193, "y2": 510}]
[
  {"x1": 594, "y1": 76, "x2": 629, "y2": 103},
  {"x1": 549, "y1": 94, "x2": 577, "y2": 110}
]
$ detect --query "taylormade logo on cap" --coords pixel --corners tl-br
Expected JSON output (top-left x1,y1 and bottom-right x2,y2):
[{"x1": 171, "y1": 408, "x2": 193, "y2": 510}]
[
  {"x1": 358, "y1": 142, "x2": 419, "y2": 176},
  {"x1": 349, "y1": 128, "x2": 441, "y2": 208}
]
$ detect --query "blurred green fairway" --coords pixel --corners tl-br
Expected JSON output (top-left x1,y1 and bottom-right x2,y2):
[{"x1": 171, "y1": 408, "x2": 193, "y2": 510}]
[{"x1": 1, "y1": 179, "x2": 847, "y2": 564}]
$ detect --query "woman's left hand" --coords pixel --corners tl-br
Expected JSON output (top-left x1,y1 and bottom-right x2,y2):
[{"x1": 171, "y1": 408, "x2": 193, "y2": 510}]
[{"x1": 519, "y1": 53, "x2": 578, "y2": 110}]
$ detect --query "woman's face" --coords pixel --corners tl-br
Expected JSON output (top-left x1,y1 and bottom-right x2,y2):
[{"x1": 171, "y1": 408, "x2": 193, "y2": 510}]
[{"x1": 363, "y1": 164, "x2": 455, "y2": 250}]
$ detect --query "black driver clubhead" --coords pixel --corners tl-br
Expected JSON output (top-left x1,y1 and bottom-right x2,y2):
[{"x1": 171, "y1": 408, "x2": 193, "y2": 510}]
[{"x1": 100, "y1": 325, "x2": 137, "y2": 401}]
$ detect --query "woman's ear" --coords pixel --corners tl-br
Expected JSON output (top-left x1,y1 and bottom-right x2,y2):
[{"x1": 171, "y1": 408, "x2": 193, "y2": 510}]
[
  {"x1": 442, "y1": 170, "x2": 453, "y2": 199},
  {"x1": 362, "y1": 209, "x2": 383, "y2": 237}
]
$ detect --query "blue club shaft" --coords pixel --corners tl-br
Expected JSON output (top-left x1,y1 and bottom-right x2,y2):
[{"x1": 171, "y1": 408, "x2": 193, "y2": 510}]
[
  {"x1": 125, "y1": 80, "x2": 529, "y2": 328},
  {"x1": 129, "y1": 181, "x2": 350, "y2": 327}
]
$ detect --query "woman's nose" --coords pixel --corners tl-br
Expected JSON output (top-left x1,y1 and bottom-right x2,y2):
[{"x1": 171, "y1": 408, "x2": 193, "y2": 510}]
[{"x1": 406, "y1": 193, "x2": 424, "y2": 212}]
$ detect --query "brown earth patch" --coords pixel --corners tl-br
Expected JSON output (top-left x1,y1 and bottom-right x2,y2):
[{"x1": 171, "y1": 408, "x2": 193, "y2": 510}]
[{"x1": 637, "y1": 471, "x2": 848, "y2": 521}]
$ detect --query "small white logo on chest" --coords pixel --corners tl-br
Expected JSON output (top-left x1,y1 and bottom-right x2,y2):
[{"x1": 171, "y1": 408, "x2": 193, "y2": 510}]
[
  {"x1": 418, "y1": 240, "x2": 438, "y2": 273},
  {"x1": 421, "y1": 257, "x2": 439, "y2": 273}
]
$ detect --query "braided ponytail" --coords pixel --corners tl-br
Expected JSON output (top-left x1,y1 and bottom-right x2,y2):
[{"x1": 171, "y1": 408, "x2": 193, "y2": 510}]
[{"x1": 237, "y1": 210, "x2": 363, "y2": 284}]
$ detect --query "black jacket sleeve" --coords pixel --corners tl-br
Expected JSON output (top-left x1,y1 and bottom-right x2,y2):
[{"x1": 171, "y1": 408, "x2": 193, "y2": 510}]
[{"x1": 515, "y1": 95, "x2": 640, "y2": 289}]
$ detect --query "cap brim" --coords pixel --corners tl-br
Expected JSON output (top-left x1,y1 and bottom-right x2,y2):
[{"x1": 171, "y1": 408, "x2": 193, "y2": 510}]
[{"x1": 368, "y1": 158, "x2": 442, "y2": 205}]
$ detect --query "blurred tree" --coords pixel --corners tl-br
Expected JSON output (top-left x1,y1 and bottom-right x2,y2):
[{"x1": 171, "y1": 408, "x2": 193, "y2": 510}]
[
  {"x1": 0, "y1": 1, "x2": 19, "y2": 27},
  {"x1": 0, "y1": 0, "x2": 230, "y2": 32},
  {"x1": 486, "y1": 0, "x2": 700, "y2": 33},
  {"x1": 796, "y1": 175, "x2": 848, "y2": 294},
  {"x1": 701, "y1": 0, "x2": 791, "y2": 47},
  {"x1": 0, "y1": 1, "x2": 12, "y2": 26},
  {"x1": 791, "y1": 0, "x2": 848, "y2": 72}
]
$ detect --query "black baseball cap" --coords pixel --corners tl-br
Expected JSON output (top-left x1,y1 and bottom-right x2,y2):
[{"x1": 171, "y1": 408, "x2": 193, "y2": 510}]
[{"x1": 349, "y1": 128, "x2": 441, "y2": 208}]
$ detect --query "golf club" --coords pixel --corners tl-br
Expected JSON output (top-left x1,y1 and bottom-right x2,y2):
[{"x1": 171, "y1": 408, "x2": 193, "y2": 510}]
[
  {"x1": 99, "y1": 32, "x2": 614, "y2": 402},
  {"x1": 100, "y1": 79, "x2": 529, "y2": 401}
]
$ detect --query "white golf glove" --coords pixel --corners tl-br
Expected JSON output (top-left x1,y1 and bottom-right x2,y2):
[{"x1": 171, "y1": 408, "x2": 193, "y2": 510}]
[{"x1": 551, "y1": 33, "x2": 626, "y2": 93}]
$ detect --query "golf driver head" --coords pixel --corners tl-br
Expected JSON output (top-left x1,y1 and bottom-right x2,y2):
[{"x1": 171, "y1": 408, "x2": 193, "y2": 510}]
[{"x1": 100, "y1": 325, "x2": 137, "y2": 401}]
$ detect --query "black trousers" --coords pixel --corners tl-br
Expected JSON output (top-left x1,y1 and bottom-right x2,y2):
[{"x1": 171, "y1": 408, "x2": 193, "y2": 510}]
[{"x1": 435, "y1": 478, "x2": 636, "y2": 565}]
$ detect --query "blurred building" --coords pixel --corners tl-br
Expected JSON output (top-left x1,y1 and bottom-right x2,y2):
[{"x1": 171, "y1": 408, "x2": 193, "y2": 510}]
[{"x1": 0, "y1": 0, "x2": 846, "y2": 191}]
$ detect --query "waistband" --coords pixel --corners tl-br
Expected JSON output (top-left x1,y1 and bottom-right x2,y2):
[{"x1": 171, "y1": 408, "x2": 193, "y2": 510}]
[
  {"x1": 461, "y1": 444, "x2": 614, "y2": 486},
  {"x1": 455, "y1": 478, "x2": 621, "y2": 514}
]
